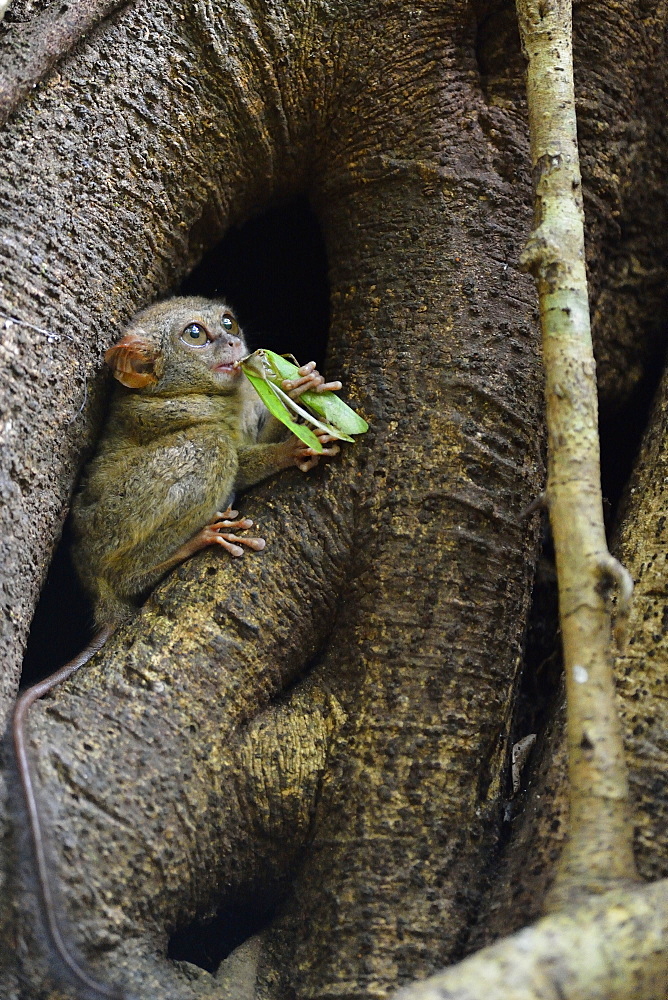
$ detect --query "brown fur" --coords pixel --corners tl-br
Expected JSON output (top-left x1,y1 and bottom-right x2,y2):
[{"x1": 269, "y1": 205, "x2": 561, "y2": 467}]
[{"x1": 72, "y1": 296, "x2": 313, "y2": 626}]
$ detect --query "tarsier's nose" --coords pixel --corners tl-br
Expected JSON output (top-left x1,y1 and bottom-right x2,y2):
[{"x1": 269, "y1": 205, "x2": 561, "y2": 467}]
[{"x1": 226, "y1": 336, "x2": 241, "y2": 349}]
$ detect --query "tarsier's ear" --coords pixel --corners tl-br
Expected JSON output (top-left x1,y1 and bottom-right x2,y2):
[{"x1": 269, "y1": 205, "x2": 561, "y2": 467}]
[{"x1": 104, "y1": 332, "x2": 162, "y2": 388}]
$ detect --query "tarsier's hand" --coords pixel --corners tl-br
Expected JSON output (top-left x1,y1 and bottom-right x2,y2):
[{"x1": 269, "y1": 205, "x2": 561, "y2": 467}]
[
  {"x1": 279, "y1": 362, "x2": 343, "y2": 470},
  {"x1": 281, "y1": 361, "x2": 342, "y2": 399},
  {"x1": 292, "y1": 429, "x2": 341, "y2": 473},
  {"x1": 278, "y1": 430, "x2": 340, "y2": 473}
]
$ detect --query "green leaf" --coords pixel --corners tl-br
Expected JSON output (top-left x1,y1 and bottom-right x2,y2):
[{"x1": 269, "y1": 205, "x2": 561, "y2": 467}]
[
  {"x1": 302, "y1": 389, "x2": 369, "y2": 436},
  {"x1": 242, "y1": 369, "x2": 323, "y2": 452},
  {"x1": 241, "y1": 351, "x2": 351, "y2": 441},
  {"x1": 262, "y1": 350, "x2": 369, "y2": 437},
  {"x1": 268, "y1": 379, "x2": 355, "y2": 443}
]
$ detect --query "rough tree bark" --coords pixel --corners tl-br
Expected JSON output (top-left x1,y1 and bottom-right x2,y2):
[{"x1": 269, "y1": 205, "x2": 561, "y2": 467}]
[
  {"x1": 389, "y1": 4, "x2": 668, "y2": 997},
  {"x1": 0, "y1": 1, "x2": 666, "y2": 999}
]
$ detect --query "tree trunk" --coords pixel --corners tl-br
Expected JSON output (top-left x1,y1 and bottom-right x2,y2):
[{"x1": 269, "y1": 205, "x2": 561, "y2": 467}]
[{"x1": 0, "y1": 1, "x2": 667, "y2": 998}]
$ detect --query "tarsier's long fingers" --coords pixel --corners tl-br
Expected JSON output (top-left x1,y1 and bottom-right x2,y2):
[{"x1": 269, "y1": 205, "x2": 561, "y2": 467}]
[
  {"x1": 298, "y1": 360, "x2": 342, "y2": 390},
  {"x1": 214, "y1": 532, "x2": 266, "y2": 556},
  {"x1": 282, "y1": 361, "x2": 342, "y2": 398},
  {"x1": 295, "y1": 429, "x2": 341, "y2": 456},
  {"x1": 297, "y1": 443, "x2": 341, "y2": 458},
  {"x1": 294, "y1": 429, "x2": 341, "y2": 472},
  {"x1": 295, "y1": 448, "x2": 340, "y2": 472},
  {"x1": 296, "y1": 456, "x2": 319, "y2": 473},
  {"x1": 213, "y1": 511, "x2": 253, "y2": 530},
  {"x1": 207, "y1": 512, "x2": 266, "y2": 555},
  {"x1": 218, "y1": 506, "x2": 239, "y2": 520},
  {"x1": 310, "y1": 432, "x2": 339, "y2": 445}
]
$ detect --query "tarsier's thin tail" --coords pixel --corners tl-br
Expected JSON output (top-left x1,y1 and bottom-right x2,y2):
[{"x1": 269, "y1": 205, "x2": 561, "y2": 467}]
[{"x1": 12, "y1": 624, "x2": 130, "y2": 1000}]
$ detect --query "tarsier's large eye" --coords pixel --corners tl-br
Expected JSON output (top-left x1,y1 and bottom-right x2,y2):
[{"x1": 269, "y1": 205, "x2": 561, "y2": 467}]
[
  {"x1": 180, "y1": 323, "x2": 209, "y2": 347},
  {"x1": 221, "y1": 312, "x2": 239, "y2": 335}
]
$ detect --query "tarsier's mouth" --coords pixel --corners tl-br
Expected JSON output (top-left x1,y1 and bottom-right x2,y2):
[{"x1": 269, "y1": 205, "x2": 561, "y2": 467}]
[{"x1": 213, "y1": 361, "x2": 241, "y2": 373}]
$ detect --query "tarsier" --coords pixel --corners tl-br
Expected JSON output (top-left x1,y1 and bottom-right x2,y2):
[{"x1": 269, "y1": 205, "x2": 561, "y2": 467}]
[{"x1": 12, "y1": 296, "x2": 344, "y2": 998}]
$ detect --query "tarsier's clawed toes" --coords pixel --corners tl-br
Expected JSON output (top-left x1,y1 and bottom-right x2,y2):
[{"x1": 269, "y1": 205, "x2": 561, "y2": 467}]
[{"x1": 195, "y1": 507, "x2": 266, "y2": 558}]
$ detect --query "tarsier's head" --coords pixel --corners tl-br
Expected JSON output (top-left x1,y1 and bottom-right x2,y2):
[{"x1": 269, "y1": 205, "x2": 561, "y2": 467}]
[{"x1": 105, "y1": 297, "x2": 248, "y2": 396}]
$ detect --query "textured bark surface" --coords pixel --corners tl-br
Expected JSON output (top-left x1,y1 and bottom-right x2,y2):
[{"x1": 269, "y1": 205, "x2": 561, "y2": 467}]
[
  {"x1": 255, "y1": 6, "x2": 544, "y2": 992},
  {"x1": 0, "y1": 0, "x2": 130, "y2": 126},
  {"x1": 8, "y1": 491, "x2": 352, "y2": 997},
  {"x1": 395, "y1": 878, "x2": 668, "y2": 1000},
  {"x1": 469, "y1": 697, "x2": 569, "y2": 946},
  {"x1": 572, "y1": 0, "x2": 668, "y2": 411},
  {"x1": 0, "y1": 0, "x2": 667, "y2": 998},
  {"x1": 614, "y1": 366, "x2": 668, "y2": 884}
]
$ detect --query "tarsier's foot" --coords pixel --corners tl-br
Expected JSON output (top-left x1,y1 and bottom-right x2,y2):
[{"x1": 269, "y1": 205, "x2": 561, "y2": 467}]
[{"x1": 199, "y1": 508, "x2": 266, "y2": 558}]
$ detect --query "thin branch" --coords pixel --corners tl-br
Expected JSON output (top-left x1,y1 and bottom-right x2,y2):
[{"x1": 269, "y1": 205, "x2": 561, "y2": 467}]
[
  {"x1": 516, "y1": 0, "x2": 637, "y2": 904},
  {"x1": 394, "y1": 879, "x2": 668, "y2": 1000},
  {"x1": 0, "y1": 0, "x2": 130, "y2": 128}
]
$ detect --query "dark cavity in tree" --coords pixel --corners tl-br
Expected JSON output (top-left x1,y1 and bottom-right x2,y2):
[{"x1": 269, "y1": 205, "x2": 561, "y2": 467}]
[
  {"x1": 20, "y1": 197, "x2": 331, "y2": 687},
  {"x1": 598, "y1": 334, "x2": 667, "y2": 525},
  {"x1": 179, "y1": 196, "x2": 331, "y2": 368},
  {"x1": 168, "y1": 897, "x2": 278, "y2": 974}
]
